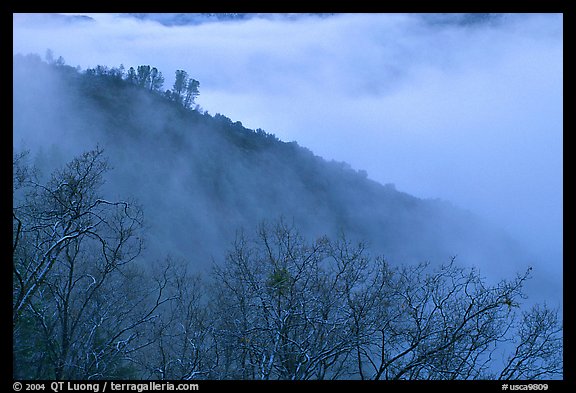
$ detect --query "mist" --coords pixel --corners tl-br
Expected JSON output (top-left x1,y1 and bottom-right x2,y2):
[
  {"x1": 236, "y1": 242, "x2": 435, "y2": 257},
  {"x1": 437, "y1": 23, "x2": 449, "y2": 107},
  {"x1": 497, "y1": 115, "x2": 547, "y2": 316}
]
[{"x1": 12, "y1": 13, "x2": 562, "y2": 307}]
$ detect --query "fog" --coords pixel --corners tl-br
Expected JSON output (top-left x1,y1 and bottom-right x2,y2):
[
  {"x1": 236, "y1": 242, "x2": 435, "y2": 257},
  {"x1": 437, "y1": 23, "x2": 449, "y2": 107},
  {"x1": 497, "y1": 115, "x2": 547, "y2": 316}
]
[{"x1": 13, "y1": 13, "x2": 562, "y2": 307}]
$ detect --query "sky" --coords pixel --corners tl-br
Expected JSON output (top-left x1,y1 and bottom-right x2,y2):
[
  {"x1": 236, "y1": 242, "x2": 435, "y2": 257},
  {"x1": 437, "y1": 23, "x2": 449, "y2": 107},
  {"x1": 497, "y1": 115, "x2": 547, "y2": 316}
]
[{"x1": 12, "y1": 13, "x2": 563, "y2": 303}]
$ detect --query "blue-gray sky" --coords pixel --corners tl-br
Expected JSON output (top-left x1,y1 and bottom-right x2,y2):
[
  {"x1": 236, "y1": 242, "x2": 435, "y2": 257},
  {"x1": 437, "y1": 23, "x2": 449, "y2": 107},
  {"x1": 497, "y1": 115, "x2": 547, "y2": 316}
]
[{"x1": 13, "y1": 13, "x2": 563, "y2": 305}]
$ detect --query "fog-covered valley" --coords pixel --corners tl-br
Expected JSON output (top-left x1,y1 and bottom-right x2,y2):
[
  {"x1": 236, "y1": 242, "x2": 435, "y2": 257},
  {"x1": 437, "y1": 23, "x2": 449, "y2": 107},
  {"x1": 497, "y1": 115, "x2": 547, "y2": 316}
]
[
  {"x1": 13, "y1": 54, "x2": 532, "y2": 282},
  {"x1": 12, "y1": 13, "x2": 563, "y2": 381}
]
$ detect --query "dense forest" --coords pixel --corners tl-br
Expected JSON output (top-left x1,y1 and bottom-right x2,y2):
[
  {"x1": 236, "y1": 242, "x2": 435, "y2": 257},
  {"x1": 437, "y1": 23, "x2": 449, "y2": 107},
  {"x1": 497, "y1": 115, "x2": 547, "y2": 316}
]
[{"x1": 12, "y1": 53, "x2": 562, "y2": 380}]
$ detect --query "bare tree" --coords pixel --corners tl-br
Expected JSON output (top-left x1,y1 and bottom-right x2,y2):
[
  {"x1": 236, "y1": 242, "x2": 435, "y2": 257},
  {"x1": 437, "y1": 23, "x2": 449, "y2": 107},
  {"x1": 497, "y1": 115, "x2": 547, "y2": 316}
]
[
  {"x1": 12, "y1": 148, "x2": 170, "y2": 379},
  {"x1": 211, "y1": 221, "x2": 379, "y2": 380},
  {"x1": 498, "y1": 304, "x2": 563, "y2": 380},
  {"x1": 13, "y1": 159, "x2": 562, "y2": 382},
  {"x1": 129, "y1": 258, "x2": 217, "y2": 380},
  {"x1": 13, "y1": 148, "x2": 134, "y2": 323},
  {"x1": 208, "y1": 221, "x2": 563, "y2": 380}
]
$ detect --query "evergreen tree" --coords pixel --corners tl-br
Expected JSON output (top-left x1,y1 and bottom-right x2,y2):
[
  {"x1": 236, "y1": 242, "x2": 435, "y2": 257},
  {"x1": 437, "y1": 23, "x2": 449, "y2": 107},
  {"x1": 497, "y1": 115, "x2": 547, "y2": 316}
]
[
  {"x1": 149, "y1": 67, "x2": 164, "y2": 92},
  {"x1": 172, "y1": 69, "x2": 189, "y2": 104},
  {"x1": 184, "y1": 78, "x2": 200, "y2": 109},
  {"x1": 136, "y1": 65, "x2": 151, "y2": 88},
  {"x1": 126, "y1": 67, "x2": 137, "y2": 84}
]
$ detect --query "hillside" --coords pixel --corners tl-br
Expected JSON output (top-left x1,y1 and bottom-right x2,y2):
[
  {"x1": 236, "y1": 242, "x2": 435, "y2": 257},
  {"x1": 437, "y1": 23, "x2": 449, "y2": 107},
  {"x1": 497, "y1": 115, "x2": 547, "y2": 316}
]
[{"x1": 12, "y1": 54, "x2": 525, "y2": 277}]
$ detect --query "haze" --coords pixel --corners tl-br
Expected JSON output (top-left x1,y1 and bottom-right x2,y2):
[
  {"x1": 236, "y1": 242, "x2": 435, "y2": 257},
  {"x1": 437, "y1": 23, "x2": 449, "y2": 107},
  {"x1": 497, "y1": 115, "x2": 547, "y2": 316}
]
[{"x1": 12, "y1": 13, "x2": 563, "y2": 306}]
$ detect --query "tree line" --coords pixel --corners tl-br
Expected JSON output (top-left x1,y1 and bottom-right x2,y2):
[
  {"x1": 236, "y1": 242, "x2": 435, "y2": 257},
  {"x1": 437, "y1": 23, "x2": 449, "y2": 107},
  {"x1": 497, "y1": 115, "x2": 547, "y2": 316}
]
[
  {"x1": 85, "y1": 64, "x2": 200, "y2": 110},
  {"x1": 12, "y1": 148, "x2": 563, "y2": 380},
  {"x1": 43, "y1": 49, "x2": 200, "y2": 110}
]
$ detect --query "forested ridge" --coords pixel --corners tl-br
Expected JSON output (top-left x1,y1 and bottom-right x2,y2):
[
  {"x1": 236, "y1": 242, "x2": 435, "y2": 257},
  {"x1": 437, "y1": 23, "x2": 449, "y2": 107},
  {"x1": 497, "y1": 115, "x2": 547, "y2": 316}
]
[{"x1": 12, "y1": 54, "x2": 562, "y2": 380}]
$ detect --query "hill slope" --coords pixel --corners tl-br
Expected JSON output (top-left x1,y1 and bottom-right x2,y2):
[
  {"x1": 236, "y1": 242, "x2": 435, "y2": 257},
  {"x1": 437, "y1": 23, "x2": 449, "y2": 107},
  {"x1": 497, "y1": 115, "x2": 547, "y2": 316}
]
[{"x1": 12, "y1": 54, "x2": 526, "y2": 277}]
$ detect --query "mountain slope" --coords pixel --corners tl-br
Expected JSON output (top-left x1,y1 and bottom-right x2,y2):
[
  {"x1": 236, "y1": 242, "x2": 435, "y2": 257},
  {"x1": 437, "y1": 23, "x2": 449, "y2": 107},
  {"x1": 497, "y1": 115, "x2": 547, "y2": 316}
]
[{"x1": 12, "y1": 54, "x2": 527, "y2": 277}]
